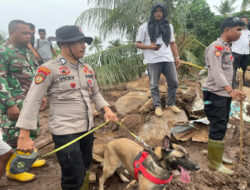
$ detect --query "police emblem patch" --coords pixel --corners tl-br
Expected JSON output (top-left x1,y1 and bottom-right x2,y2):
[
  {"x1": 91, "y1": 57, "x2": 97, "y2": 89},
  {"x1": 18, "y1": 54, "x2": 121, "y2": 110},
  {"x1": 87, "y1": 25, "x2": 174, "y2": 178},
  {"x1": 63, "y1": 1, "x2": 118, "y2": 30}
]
[
  {"x1": 35, "y1": 73, "x2": 45, "y2": 84},
  {"x1": 59, "y1": 66, "x2": 71, "y2": 75},
  {"x1": 214, "y1": 50, "x2": 221, "y2": 57},
  {"x1": 38, "y1": 66, "x2": 51, "y2": 76}
]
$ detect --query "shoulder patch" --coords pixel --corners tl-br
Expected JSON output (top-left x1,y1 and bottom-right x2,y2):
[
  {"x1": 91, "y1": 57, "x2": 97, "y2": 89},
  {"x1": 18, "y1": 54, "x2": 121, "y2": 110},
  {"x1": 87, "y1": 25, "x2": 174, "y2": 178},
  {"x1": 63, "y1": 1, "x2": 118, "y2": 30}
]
[
  {"x1": 35, "y1": 73, "x2": 46, "y2": 84},
  {"x1": 215, "y1": 45, "x2": 224, "y2": 51},
  {"x1": 214, "y1": 50, "x2": 222, "y2": 57},
  {"x1": 38, "y1": 66, "x2": 51, "y2": 76}
]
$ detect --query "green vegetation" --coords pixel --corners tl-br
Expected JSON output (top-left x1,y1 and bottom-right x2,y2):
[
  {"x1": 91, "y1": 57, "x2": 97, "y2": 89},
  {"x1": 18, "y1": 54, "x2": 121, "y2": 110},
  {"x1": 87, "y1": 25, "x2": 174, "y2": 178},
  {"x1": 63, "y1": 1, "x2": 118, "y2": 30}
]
[
  {"x1": 76, "y1": 0, "x2": 250, "y2": 88},
  {"x1": 89, "y1": 36, "x2": 103, "y2": 53}
]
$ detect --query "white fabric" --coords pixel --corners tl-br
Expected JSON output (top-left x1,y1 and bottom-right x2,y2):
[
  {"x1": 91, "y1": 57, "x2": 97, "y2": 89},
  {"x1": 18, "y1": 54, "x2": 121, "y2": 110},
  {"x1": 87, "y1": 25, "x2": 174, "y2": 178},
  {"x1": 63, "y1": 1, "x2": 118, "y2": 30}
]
[
  {"x1": 34, "y1": 39, "x2": 53, "y2": 59},
  {"x1": 0, "y1": 138, "x2": 11, "y2": 155},
  {"x1": 136, "y1": 23, "x2": 175, "y2": 63},
  {"x1": 232, "y1": 29, "x2": 250, "y2": 55}
]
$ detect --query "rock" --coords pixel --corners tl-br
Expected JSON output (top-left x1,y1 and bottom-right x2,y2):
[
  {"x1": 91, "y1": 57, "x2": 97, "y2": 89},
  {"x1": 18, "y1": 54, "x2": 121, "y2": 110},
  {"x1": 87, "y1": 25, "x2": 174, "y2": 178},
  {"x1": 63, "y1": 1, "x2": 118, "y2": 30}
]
[
  {"x1": 138, "y1": 109, "x2": 188, "y2": 146},
  {"x1": 237, "y1": 181, "x2": 248, "y2": 190},
  {"x1": 106, "y1": 91, "x2": 124, "y2": 98},
  {"x1": 201, "y1": 149, "x2": 208, "y2": 155},
  {"x1": 115, "y1": 91, "x2": 149, "y2": 116},
  {"x1": 192, "y1": 125, "x2": 209, "y2": 142},
  {"x1": 127, "y1": 74, "x2": 167, "y2": 92},
  {"x1": 139, "y1": 98, "x2": 154, "y2": 113},
  {"x1": 180, "y1": 88, "x2": 197, "y2": 103},
  {"x1": 127, "y1": 75, "x2": 150, "y2": 92},
  {"x1": 121, "y1": 114, "x2": 142, "y2": 131}
]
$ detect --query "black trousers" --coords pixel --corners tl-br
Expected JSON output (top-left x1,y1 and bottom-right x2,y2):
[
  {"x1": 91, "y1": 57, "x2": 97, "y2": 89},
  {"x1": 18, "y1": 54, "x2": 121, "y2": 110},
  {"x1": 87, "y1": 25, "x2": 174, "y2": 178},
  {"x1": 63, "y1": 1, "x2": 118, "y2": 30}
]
[
  {"x1": 203, "y1": 91, "x2": 232, "y2": 141},
  {"x1": 232, "y1": 52, "x2": 249, "y2": 88},
  {"x1": 52, "y1": 132, "x2": 94, "y2": 190}
]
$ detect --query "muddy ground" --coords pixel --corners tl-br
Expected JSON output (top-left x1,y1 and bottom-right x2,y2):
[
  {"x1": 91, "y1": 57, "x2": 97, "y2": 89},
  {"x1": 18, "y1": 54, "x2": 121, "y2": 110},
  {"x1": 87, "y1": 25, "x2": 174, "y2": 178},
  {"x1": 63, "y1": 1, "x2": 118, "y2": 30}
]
[{"x1": 0, "y1": 84, "x2": 250, "y2": 190}]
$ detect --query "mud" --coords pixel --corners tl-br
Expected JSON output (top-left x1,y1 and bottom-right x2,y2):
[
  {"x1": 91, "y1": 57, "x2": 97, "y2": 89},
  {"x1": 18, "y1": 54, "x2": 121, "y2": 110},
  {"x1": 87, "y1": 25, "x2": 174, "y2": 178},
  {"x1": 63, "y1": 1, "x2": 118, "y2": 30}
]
[{"x1": 1, "y1": 86, "x2": 250, "y2": 190}]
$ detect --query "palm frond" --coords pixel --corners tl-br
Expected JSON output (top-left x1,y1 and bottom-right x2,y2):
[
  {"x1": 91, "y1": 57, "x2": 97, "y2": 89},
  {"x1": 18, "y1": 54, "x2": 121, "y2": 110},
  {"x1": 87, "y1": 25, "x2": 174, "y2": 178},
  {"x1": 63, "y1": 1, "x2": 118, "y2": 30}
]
[
  {"x1": 241, "y1": 0, "x2": 250, "y2": 10},
  {"x1": 76, "y1": 0, "x2": 153, "y2": 40},
  {"x1": 83, "y1": 43, "x2": 145, "y2": 89}
]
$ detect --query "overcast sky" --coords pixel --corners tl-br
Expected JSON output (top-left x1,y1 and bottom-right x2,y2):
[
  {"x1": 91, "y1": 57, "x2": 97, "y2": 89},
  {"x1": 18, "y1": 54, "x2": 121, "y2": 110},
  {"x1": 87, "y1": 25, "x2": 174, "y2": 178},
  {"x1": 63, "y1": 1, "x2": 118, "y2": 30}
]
[{"x1": 0, "y1": 0, "x2": 244, "y2": 40}]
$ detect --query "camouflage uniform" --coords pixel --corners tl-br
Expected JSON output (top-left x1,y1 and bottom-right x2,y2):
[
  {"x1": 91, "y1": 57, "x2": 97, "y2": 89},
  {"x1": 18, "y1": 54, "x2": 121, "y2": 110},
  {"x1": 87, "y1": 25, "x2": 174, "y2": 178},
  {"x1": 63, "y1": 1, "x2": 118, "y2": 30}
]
[{"x1": 0, "y1": 40, "x2": 39, "y2": 148}]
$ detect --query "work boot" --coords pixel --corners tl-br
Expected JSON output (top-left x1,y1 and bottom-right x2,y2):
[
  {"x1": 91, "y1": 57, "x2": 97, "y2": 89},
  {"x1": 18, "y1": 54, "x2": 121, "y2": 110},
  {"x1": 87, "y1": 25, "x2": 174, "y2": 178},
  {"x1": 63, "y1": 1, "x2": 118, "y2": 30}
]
[
  {"x1": 6, "y1": 152, "x2": 35, "y2": 182},
  {"x1": 207, "y1": 139, "x2": 234, "y2": 175},
  {"x1": 221, "y1": 137, "x2": 233, "y2": 164},
  {"x1": 31, "y1": 159, "x2": 46, "y2": 168},
  {"x1": 222, "y1": 156, "x2": 233, "y2": 164},
  {"x1": 80, "y1": 171, "x2": 90, "y2": 190},
  {"x1": 155, "y1": 107, "x2": 163, "y2": 117},
  {"x1": 166, "y1": 105, "x2": 181, "y2": 113}
]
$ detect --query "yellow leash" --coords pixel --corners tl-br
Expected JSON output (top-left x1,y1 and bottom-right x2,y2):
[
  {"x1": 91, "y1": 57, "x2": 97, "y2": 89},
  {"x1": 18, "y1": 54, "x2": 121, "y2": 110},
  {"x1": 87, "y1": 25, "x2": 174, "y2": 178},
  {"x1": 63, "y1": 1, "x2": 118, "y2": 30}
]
[
  {"x1": 40, "y1": 121, "x2": 110, "y2": 159},
  {"x1": 116, "y1": 122, "x2": 150, "y2": 147},
  {"x1": 39, "y1": 121, "x2": 149, "y2": 159},
  {"x1": 180, "y1": 60, "x2": 206, "y2": 70}
]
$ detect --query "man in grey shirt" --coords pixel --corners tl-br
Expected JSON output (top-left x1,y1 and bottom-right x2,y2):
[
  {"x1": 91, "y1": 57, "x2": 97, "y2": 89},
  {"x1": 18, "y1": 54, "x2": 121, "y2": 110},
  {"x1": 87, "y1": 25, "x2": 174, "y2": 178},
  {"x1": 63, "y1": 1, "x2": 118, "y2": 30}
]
[{"x1": 35, "y1": 29, "x2": 57, "y2": 64}]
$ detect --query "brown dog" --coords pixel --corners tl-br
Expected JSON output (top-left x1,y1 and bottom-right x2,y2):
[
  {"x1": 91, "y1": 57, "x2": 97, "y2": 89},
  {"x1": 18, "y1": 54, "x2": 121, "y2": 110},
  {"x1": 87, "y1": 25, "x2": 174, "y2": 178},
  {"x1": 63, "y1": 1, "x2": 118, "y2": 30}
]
[{"x1": 99, "y1": 135, "x2": 200, "y2": 190}]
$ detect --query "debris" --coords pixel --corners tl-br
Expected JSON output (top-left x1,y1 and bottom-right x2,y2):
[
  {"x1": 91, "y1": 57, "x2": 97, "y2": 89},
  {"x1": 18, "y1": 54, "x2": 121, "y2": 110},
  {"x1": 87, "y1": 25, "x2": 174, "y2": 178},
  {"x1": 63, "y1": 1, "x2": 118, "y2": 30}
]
[
  {"x1": 230, "y1": 101, "x2": 250, "y2": 122},
  {"x1": 237, "y1": 181, "x2": 248, "y2": 190},
  {"x1": 171, "y1": 118, "x2": 209, "y2": 142}
]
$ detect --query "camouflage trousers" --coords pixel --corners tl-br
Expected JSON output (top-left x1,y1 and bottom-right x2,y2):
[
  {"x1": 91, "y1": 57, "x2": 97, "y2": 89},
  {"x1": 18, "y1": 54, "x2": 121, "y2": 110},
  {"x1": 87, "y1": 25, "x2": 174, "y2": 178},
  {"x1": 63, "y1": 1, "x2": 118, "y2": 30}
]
[{"x1": 1, "y1": 114, "x2": 39, "y2": 148}]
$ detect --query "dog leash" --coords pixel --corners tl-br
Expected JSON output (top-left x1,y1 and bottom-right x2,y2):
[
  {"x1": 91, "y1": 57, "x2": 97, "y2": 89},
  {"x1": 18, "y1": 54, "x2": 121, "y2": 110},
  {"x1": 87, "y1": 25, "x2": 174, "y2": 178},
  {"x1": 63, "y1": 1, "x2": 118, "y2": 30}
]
[
  {"x1": 116, "y1": 122, "x2": 151, "y2": 148},
  {"x1": 180, "y1": 60, "x2": 206, "y2": 70},
  {"x1": 39, "y1": 121, "x2": 110, "y2": 158},
  {"x1": 39, "y1": 121, "x2": 150, "y2": 159}
]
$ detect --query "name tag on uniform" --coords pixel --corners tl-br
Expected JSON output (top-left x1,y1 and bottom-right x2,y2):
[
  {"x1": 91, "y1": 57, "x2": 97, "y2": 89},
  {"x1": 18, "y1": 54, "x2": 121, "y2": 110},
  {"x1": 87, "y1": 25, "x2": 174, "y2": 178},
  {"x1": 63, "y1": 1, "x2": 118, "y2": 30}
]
[
  {"x1": 58, "y1": 76, "x2": 75, "y2": 81},
  {"x1": 85, "y1": 74, "x2": 94, "y2": 78}
]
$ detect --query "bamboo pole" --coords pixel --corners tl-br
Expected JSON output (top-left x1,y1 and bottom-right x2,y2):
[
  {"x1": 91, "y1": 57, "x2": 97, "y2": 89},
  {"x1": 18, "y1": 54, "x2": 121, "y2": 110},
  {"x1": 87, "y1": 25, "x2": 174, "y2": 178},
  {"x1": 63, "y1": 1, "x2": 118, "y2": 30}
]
[{"x1": 237, "y1": 68, "x2": 244, "y2": 164}]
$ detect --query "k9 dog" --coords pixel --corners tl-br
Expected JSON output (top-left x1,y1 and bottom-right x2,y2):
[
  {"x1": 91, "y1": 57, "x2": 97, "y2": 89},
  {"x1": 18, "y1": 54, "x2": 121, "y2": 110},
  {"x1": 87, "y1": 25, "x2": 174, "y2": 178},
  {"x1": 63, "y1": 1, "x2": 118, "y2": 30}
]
[{"x1": 99, "y1": 135, "x2": 200, "y2": 190}]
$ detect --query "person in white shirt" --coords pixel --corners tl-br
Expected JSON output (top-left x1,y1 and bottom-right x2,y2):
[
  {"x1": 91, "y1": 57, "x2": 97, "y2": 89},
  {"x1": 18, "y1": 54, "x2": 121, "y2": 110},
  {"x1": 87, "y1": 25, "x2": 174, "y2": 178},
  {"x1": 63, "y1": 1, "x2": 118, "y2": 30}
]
[
  {"x1": 232, "y1": 16, "x2": 250, "y2": 87},
  {"x1": 135, "y1": 2, "x2": 181, "y2": 117}
]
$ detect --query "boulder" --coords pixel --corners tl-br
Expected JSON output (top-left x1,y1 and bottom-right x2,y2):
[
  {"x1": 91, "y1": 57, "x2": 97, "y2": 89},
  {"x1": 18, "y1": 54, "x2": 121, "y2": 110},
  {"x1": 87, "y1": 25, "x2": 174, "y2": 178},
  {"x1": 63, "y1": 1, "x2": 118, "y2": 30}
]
[
  {"x1": 121, "y1": 114, "x2": 142, "y2": 132},
  {"x1": 127, "y1": 75, "x2": 149, "y2": 92},
  {"x1": 115, "y1": 91, "x2": 149, "y2": 116},
  {"x1": 139, "y1": 98, "x2": 154, "y2": 113},
  {"x1": 138, "y1": 109, "x2": 188, "y2": 146},
  {"x1": 127, "y1": 74, "x2": 167, "y2": 92}
]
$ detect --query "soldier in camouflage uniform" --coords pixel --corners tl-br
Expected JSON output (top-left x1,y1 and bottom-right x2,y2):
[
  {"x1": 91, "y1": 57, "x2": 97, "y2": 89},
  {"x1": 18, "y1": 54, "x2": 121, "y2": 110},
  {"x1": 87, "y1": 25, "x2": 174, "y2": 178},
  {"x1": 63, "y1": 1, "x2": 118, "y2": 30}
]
[
  {"x1": 0, "y1": 20, "x2": 46, "y2": 182},
  {"x1": 0, "y1": 20, "x2": 41, "y2": 148}
]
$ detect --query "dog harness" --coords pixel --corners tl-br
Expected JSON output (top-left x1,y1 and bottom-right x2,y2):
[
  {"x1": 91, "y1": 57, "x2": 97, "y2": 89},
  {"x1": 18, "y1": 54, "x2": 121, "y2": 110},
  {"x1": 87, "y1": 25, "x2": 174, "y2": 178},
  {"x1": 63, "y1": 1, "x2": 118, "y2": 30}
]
[{"x1": 133, "y1": 151, "x2": 173, "y2": 185}]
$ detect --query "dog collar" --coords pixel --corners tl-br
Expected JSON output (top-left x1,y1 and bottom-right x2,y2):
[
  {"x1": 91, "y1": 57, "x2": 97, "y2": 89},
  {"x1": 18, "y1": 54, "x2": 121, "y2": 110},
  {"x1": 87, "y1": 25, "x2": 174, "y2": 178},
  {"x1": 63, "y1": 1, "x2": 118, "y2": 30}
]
[{"x1": 133, "y1": 151, "x2": 173, "y2": 185}]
